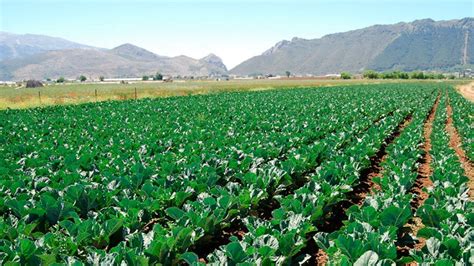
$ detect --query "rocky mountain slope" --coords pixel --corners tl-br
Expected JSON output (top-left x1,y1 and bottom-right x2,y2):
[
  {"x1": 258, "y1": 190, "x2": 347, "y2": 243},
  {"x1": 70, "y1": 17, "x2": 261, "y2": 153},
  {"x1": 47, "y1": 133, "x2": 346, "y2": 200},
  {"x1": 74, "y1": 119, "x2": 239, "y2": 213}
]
[
  {"x1": 0, "y1": 32, "x2": 95, "y2": 61},
  {"x1": 2, "y1": 18, "x2": 471, "y2": 80},
  {"x1": 231, "y1": 18, "x2": 473, "y2": 75},
  {"x1": 0, "y1": 34, "x2": 227, "y2": 80}
]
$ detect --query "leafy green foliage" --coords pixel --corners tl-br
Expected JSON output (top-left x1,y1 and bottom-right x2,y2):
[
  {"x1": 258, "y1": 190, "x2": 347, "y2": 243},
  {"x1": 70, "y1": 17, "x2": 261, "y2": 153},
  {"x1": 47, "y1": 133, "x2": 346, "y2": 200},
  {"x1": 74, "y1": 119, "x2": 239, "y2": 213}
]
[
  {"x1": 340, "y1": 72, "x2": 352, "y2": 79},
  {"x1": 0, "y1": 83, "x2": 470, "y2": 264},
  {"x1": 410, "y1": 92, "x2": 473, "y2": 264}
]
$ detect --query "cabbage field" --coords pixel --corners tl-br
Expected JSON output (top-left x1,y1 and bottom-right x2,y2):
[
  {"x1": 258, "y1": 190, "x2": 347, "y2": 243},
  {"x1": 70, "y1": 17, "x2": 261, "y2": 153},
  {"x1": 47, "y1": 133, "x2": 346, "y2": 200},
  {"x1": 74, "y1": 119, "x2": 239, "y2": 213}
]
[{"x1": 0, "y1": 83, "x2": 472, "y2": 265}]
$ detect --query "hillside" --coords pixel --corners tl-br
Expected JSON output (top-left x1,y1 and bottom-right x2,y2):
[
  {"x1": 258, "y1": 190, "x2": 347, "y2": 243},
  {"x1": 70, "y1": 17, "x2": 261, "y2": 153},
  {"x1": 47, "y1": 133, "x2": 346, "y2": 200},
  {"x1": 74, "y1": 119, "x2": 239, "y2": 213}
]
[
  {"x1": 231, "y1": 18, "x2": 473, "y2": 75},
  {"x1": 2, "y1": 18, "x2": 472, "y2": 80},
  {"x1": 0, "y1": 32, "x2": 96, "y2": 61},
  {"x1": 0, "y1": 41, "x2": 228, "y2": 80}
]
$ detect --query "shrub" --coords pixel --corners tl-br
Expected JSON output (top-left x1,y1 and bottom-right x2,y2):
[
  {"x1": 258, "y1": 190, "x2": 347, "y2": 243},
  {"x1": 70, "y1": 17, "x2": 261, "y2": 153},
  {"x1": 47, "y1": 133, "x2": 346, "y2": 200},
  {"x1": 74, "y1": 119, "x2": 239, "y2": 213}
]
[
  {"x1": 363, "y1": 70, "x2": 380, "y2": 79},
  {"x1": 340, "y1": 72, "x2": 352, "y2": 79},
  {"x1": 153, "y1": 73, "x2": 163, "y2": 81}
]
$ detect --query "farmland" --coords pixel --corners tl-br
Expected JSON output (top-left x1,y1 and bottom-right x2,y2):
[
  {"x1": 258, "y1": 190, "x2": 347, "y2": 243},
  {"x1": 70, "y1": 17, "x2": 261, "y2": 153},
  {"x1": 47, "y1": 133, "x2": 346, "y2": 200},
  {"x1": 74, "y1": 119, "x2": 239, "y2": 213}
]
[
  {"x1": 0, "y1": 83, "x2": 472, "y2": 264},
  {"x1": 0, "y1": 79, "x2": 447, "y2": 110}
]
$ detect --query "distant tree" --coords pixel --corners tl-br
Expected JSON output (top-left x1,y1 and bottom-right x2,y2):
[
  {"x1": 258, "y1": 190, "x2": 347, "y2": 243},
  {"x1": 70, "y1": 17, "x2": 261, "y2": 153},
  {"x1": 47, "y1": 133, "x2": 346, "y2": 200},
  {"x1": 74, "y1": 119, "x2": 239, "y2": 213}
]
[
  {"x1": 398, "y1": 72, "x2": 409, "y2": 79},
  {"x1": 340, "y1": 72, "x2": 352, "y2": 79},
  {"x1": 436, "y1": 73, "x2": 445, "y2": 79},
  {"x1": 142, "y1": 75, "x2": 149, "y2": 81},
  {"x1": 46, "y1": 78, "x2": 51, "y2": 82},
  {"x1": 410, "y1": 72, "x2": 425, "y2": 79},
  {"x1": 363, "y1": 70, "x2": 379, "y2": 79},
  {"x1": 423, "y1": 73, "x2": 435, "y2": 79},
  {"x1": 79, "y1": 75, "x2": 87, "y2": 82},
  {"x1": 448, "y1": 74, "x2": 456, "y2": 79},
  {"x1": 99, "y1": 76, "x2": 105, "y2": 82},
  {"x1": 381, "y1": 72, "x2": 395, "y2": 79},
  {"x1": 57, "y1": 77, "x2": 65, "y2": 83},
  {"x1": 153, "y1": 73, "x2": 163, "y2": 81},
  {"x1": 285, "y1": 71, "x2": 291, "y2": 78}
]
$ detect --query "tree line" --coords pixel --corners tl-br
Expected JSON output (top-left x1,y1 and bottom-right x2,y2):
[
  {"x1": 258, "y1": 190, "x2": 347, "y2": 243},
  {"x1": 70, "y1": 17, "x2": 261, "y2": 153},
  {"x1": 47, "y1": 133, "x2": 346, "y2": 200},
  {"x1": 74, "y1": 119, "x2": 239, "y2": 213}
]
[
  {"x1": 142, "y1": 72, "x2": 163, "y2": 81},
  {"x1": 339, "y1": 70, "x2": 457, "y2": 80},
  {"x1": 361, "y1": 70, "x2": 455, "y2": 80}
]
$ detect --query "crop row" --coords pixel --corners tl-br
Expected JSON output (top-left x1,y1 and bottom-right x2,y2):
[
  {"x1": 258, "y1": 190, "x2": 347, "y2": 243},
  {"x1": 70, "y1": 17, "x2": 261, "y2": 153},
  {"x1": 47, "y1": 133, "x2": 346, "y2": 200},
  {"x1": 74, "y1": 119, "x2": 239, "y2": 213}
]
[
  {"x1": 447, "y1": 89, "x2": 473, "y2": 161},
  {"x1": 409, "y1": 90, "x2": 473, "y2": 264},
  {"x1": 0, "y1": 86, "x2": 406, "y2": 263},
  {"x1": 314, "y1": 88, "x2": 473, "y2": 265},
  {"x1": 314, "y1": 89, "x2": 436, "y2": 264},
  {"x1": 0, "y1": 83, "x2": 456, "y2": 264},
  {"x1": 201, "y1": 88, "x2": 437, "y2": 264}
]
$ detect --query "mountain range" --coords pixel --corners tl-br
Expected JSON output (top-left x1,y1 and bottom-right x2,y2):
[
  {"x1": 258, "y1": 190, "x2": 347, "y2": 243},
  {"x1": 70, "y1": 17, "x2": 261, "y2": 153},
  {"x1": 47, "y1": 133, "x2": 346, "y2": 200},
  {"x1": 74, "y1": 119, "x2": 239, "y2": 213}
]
[
  {"x1": 231, "y1": 17, "x2": 473, "y2": 75},
  {"x1": 0, "y1": 32, "x2": 94, "y2": 62},
  {"x1": 0, "y1": 17, "x2": 472, "y2": 81},
  {"x1": 0, "y1": 33, "x2": 227, "y2": 80}
]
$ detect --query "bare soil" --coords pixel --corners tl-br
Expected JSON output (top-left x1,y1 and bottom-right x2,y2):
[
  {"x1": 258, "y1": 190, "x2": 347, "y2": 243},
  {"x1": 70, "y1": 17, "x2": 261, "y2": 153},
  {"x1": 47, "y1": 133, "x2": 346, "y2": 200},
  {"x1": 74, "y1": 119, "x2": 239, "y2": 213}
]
[
  {"x1": 398, "y1": 94, "x2": 440, "y2": 256},
  {"x1": 315, "y1": 249, "x2": 328, "y2": 265},
  {"x1": 410, "y1": 95, "x2": 439, "y2": 209},
  {"x1": 142, "y1": 217, "x2": 168, "y2": 233},
  {"x1": 446, "y1": 96, "x2": 474, "y2": 200},
  {"x1": 457, "y1": 81, "x2": 474, "y2": 102}
]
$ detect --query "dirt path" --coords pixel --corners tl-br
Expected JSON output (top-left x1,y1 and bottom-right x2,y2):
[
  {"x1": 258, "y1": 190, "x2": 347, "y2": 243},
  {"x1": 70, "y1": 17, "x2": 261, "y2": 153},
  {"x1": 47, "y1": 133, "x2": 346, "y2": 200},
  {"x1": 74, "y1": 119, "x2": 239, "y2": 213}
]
[
  {"x1": 456, "y1": 82, "x2": 474, "y2": 102},
  {"x1": 398, "y1": 94, "x2": 440, "y2": 256},
  {"x1": 446, "y1": 96, "x2": 474, "y2": 200}
]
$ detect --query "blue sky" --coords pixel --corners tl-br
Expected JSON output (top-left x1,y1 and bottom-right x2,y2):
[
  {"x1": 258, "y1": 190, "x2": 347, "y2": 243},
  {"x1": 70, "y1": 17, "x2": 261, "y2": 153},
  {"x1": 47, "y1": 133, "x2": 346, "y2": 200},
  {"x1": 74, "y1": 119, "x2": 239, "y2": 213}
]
[{"x1": 1, "y1": 0, "x2": 472, "y2": 68}]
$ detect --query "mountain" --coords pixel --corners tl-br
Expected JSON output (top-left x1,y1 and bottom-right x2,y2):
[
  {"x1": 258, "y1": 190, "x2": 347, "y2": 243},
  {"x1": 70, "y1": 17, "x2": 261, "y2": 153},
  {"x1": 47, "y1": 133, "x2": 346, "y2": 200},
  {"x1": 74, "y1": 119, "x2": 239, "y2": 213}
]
[
  {"x1": 0, "y1": 36, "x2": 228, "y2": 80},
  {"x1": 231, "y1": 18, "x2": 474, "y2": 75},
  {"x1": 0, "y1": 32, "x2": 95, "y2": 61},
  {"x1": 110, "y1": 43, "x2": 164, "y2": 61},
  {"x1": 200, "y1": 53, "x2": 228, "y2": 72}
]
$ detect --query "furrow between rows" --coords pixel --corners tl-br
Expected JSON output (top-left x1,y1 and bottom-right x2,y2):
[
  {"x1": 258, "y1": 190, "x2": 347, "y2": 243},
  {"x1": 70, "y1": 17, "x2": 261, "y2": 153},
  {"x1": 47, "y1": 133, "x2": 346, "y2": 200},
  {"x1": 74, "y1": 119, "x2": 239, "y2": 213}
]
[
  {"x1": 311, "y1": 114, "x2": 414, "y2": 265},
  {"x1": 397, "y1": 93, "x2": 440, "y2": 257}
]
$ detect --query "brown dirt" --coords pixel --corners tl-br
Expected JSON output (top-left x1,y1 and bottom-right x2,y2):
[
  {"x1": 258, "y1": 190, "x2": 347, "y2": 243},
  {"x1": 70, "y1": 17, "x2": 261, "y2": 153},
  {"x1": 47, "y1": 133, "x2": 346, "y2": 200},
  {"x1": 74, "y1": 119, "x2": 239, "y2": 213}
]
[
  {"x1": 142, "y1": 217, "x2": 167, "y2": 233},
  {"x1": 456, "y1": 81, "x2": 474, "y2": 102},
  {"x1": 398, "y1": 94, "x2": 440, "y2": 257},
  {"x1": 410, "y1": 95, "x2": 439, "y2": 209},
  {"x1": 315, "y1": 249, "x2": 328, "y2": 265},
  {"x1": 446, "y1": 96, "x2": 474, "y2": 200}
]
